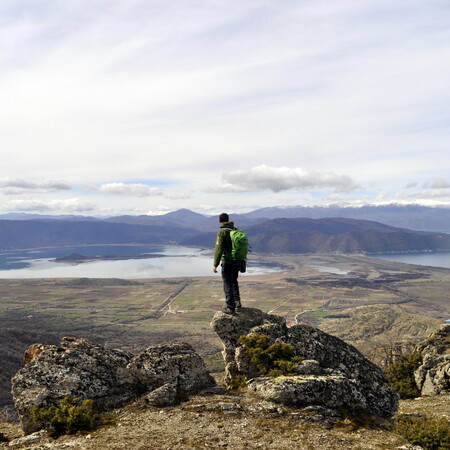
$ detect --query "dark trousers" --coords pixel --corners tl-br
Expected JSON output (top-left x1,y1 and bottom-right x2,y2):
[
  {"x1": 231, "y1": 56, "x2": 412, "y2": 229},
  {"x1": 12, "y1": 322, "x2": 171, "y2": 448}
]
[{"x1": 221, "y1": 261, "x2": 240, "y2": 310}]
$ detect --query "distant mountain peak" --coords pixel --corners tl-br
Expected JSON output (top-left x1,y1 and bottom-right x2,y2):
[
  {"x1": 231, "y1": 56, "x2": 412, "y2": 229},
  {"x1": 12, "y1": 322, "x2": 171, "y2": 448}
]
[
  {"x1": 161, "y1": 209, "x2": 208, "y2": 224},
  {"x1": 163, "y1": 208, "x2": 206, "y2": 217}
]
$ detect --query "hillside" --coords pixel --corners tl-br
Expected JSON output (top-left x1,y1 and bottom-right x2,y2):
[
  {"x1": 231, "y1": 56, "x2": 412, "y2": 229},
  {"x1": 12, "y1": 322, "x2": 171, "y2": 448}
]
[
  {"x1": 0, "y1": 220, "x2": 193, "y2": 250},
  {"x1": 184, "y1": 217, "x2": 450, "y2": 254},
  {"x1": 243, "y1": 204, "x2": 450, "y2": 233},
  {"x1": 314, "y1": 304, "x2": 441, "y2": 367},
  {"x1": 3, "y1": 390, "x2": 450, "y2": 449},
  {"x1": 247, "y1": 218, "x2": 450, "y2": 254}
]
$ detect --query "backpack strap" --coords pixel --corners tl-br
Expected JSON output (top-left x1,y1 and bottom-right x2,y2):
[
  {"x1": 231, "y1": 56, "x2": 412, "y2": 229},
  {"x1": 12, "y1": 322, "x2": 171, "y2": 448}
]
[{"x1": 220, "y1": 227, "x2": 235, "y2": 260}]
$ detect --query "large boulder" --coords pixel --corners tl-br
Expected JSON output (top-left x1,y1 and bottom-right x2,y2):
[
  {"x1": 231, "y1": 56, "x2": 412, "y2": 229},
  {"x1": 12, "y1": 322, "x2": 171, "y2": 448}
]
[
  {"x1": 12, "y1": 337, "x2": 215, "y2": 434},
  {"x1": 211, "y1": 307, "x2": 399, "y2": 420},
  {"x1": 129, "y1": 342, "x2": 215, "y2": 393},
  {"x1": 211, "y1": 307, "x2": 285, "y2": 379},
  {"x1": 414, "y1": 323, "x2": 450, "y2": 396}
]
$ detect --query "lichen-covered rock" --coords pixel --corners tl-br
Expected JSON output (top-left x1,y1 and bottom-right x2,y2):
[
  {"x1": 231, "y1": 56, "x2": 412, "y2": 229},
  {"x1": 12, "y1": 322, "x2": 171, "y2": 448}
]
[
  {"x1": 414, "y1": 324, "x2": 450, "y2": 396},
  {"x1": 11, "y1": 337, "x2": 215, "y2": 434},
  {"x1": 23, "y1": 343, "x2": 56, "y2": 364},
  {"x1": 296, "y1": 359, "x2": 323, "y2": 375},
  {"x1": 211, "y1": 307, "x2": 399, "y2": 419},
  {"x1": 285, "y1": 324, "x2": 399, "y2": 419},
  {"x1": 210, "y1": 307, "x2": 285, "y2": 379},
  {"x1": 12, "y1": 337, "x2": 136, "y2": 434},
  {"x1": 7, "y1": 430, "x2": 47, "y2": 448},
  {"x1": 129, "y1": 342, "x2": 215, "y2": 394},
  {"x1": 247, "y1": 375, "x2": 363, "y2": 410},
  {"x1": 144, "y1": 383, "x2": 178, "y2": 407}
]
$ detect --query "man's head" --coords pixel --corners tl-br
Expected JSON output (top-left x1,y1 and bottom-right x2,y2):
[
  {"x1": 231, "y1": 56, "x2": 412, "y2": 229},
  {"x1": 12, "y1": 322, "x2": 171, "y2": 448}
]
[{"x1": 219, "y1": 213, "x2": 229, "y2": 223}]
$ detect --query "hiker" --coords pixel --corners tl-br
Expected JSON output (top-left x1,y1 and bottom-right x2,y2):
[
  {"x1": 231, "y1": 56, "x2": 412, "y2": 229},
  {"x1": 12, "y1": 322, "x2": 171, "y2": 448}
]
[{"x1": 213, "y1": 213, "x2": 242, "y2": 314}]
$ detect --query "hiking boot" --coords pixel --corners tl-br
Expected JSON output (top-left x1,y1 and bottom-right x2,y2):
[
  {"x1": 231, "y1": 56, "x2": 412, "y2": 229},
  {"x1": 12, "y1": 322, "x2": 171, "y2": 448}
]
[
  {"x1": 235, "y1": 301, "x2": 242, "y2": 310},
  {"x1": 221, "y1": 306, "x2": 235, "y2": 315}
]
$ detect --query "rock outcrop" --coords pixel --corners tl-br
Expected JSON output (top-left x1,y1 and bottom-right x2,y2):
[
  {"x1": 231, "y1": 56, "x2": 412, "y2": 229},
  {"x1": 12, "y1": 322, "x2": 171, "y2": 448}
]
[
  {"x1": 210, "y1": 307, "x2": 286, "y2": 380},
  {"x1": 12, "y1": 337, "x2": 215, "y2": 434},
  {"x1": 211, "y1": 307, "x2": 399, "y2": 420},
  {"x1": 414, "y1": 323, "x2": 450, "y2": 396}
]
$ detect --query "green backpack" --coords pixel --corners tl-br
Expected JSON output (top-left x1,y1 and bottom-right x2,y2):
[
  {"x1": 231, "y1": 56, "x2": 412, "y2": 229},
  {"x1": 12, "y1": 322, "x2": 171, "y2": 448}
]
[{"x1": 227, "y1": 228, "x2": 249, "y2": 261}]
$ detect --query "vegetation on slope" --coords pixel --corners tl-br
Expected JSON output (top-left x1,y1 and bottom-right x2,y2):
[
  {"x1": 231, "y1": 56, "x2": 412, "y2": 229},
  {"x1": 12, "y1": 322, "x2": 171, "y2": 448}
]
[
  {"x1": 385, "y1": 352, "x2": 423, "y2": 399},
  {"x1": 395, "y1": 415, "x2": 450, "y2": 450}
]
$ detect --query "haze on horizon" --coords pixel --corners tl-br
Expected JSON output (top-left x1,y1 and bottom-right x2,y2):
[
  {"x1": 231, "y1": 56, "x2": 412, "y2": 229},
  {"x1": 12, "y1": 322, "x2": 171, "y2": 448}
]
[{"x1": 1, "y1": 0, "x2": 449, "y2": 217}]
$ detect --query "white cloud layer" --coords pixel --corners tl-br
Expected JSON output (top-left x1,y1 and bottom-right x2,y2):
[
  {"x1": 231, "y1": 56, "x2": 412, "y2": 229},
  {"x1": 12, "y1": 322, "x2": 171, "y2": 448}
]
[
  {"x1": 430, "y1": 179, "x2": 450, "y2": 189},
  {"x1": 0, "y1": 178, "x2": 71, "y2": 194},
  {"x1": 7, "y1": 198, "x2": 96, "y2": 213},
  {"x1": 97, "y1": 183, "x2": 163, "y2": 197},
  {"x1": 209, "y1": 165, "x2": 358, "y2": 193}
]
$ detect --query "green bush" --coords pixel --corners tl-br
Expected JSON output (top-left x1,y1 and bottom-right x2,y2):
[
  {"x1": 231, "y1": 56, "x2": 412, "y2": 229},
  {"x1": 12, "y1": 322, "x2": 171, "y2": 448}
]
[
  {"x1": 395, "y1": 415, "x2": 450, "y2": 450},
  {"x1": 226, "y1": 374, "x2": 248, "y2": 390},
  {"x1": 31, "y1": 395, "x2": 99, "y2": 437},
  {"x1": 385, "y1": 351, "x2": 422, "y2": 399},
  {"x1": 237, "y1": 333, "x2": 303, "y2": 377}
]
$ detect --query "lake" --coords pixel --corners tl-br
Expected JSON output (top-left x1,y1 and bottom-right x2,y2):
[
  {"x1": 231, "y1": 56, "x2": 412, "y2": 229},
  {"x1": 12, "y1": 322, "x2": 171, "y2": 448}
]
[
  {"x1": 373, "y1": 251, "x2": 450, "y2": 269},
  {"x1": 0, "y1": 245, "x2": 284, "y2": 279}
]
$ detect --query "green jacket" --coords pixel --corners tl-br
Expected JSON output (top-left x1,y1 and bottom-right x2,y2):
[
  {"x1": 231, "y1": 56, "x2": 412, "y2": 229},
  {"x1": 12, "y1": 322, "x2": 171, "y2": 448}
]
[{"x1": 213, "y1": 221, "x2": 235, "y2": 267}]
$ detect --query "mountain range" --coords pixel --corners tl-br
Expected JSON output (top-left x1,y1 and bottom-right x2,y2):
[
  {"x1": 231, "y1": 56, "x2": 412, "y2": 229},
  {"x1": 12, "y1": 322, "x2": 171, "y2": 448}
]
[
  {"x1": 1, "y1": 206, "x2": 450, "y2": 254},
  {"x1": 2, "y1": 204, "x2": 450, "y2": 231}
]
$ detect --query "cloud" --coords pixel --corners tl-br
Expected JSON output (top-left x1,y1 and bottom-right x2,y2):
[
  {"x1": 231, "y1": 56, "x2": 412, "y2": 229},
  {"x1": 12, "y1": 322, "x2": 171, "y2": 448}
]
[
  {"x1": 430, "y1": 179, "x2": 450, "y2": 189},
  {"x1": 406, "y1": 189, "x2": 450, "y2": 201},
  {"x1": 404, "y1": 182, "x2": 418, "y2": 189},
  {"x1": 0, "y1": 178, "x2": 71, "y2": 194},
  {"x1": 7, "y1": 198, "x2": 96, "y2": 213},
  {"x1": 208, "y1": 165, "x2": 359, "y2": 194},
  {"x1": 97, "y1": 183, "x2": 163, "y2": 197}
]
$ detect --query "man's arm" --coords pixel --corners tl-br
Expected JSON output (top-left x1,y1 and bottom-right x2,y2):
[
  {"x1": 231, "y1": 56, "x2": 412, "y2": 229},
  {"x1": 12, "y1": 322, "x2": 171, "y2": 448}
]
[{"x1": 213, "y1": 231, "x2": 224, "y2": 271}]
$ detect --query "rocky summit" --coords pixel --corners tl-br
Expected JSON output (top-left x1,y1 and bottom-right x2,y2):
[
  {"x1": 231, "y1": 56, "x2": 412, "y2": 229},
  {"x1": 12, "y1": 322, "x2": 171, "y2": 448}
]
[
  {"x1": 11, "y1": 337, "x2": 215, "y2": 435},
  {"x1": 211, "y1": 307, "x2": 399, "y2": 420},
  {"x1": 5, "y1": 308, "x2": 450, "y2": 448}
]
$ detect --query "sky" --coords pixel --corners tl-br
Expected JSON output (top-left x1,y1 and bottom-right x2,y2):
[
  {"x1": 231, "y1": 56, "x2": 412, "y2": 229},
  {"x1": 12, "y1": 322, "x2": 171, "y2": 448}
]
[{"x1": 1, "y1": 0, "x2": 450, "y2": 216}]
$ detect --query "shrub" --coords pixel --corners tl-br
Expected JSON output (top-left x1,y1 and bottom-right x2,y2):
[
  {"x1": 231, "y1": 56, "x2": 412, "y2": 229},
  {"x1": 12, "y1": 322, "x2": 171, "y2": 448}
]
[
  {"x1": 227, "y1": 374, "x2": 248, "y2": 390},
  {"x1": 237, "y1": 333, "x2": 303, "y2": 377},
  {"x1": 31, "y1": 395, "x2": 99, "y2": 437},
  {"x1": 385, "y1": 351, "x2": 422, "y2": 399},
  {"x1": 395, "y1": 415, "x2": 450, "y2": 450}
]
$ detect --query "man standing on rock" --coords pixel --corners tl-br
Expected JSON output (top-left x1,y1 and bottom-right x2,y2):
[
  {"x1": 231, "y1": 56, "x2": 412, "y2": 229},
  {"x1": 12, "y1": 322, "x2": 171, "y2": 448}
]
[{"x1": 213, "y1": 213, "x2": 242, "y2": 314}]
